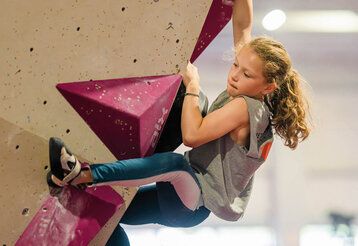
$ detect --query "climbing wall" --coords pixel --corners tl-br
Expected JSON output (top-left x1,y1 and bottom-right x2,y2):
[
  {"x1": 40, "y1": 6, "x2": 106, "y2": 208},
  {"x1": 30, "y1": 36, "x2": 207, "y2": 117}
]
[
  {"x1": 0, "y1": 0, "x2": 212, "y2": 162},
  {"x1": 0, "y1": 118, "x2": 137, "y2": 245},
  {"x1": 0, "y1": 0, "x2": 233, "y2": 244}
]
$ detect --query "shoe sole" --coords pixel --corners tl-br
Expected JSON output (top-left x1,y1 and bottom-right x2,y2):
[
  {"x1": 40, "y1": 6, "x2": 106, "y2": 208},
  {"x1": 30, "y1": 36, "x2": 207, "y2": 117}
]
[
  {"x1": 46, "y1": 170, "x2": 63, "y2": 188},
  {"x1": 49, "y1": 137, "x2": 73, "y2": 181}
]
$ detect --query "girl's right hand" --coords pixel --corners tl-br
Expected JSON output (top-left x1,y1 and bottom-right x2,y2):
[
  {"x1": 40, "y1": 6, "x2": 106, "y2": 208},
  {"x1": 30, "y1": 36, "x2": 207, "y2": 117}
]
[{"x1": 180, "y1": 62, "x2": 200, "y2": 88}]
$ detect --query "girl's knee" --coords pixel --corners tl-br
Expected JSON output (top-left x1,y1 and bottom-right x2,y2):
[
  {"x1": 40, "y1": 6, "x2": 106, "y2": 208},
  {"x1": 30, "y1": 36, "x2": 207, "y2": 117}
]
[
  {"x1": 149, "y1": 152, "x2": 192, "y2": 175},
  {"x1": 170, "y1": 153, "x2": 189, "y2": 169},
  {"x1": 154, "y1": 152, "x2": 187, "y2": 167}
]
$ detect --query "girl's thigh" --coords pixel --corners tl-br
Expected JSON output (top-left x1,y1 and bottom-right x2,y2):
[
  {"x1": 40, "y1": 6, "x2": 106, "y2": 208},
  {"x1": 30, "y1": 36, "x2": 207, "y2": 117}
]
[
  {"x1": 120, "y1": 184, "x2": 163, "y2": 225},
  {"x1": 121, "y1": 183, "x2": 210, "y2": 228},
  {"x1": 157, "y1": 182, "x2": 210, "y2": 227}
]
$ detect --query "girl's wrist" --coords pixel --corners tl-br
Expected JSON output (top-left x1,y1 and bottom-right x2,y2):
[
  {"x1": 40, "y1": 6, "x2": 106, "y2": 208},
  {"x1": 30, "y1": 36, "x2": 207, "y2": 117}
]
[{"x1": 186, "y1": 81, "x2": 200, "y2": 94}]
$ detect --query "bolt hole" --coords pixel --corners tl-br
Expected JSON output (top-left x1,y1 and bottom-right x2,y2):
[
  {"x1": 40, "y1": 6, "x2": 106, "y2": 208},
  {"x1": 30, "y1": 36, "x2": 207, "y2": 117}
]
[
  {"x1": 66, "y1": 129, "x2": 70, "y2": 134},
  {"x1": 16, "y1": 145, "x2": 19, "y2": 150},
  {"x1": 77, "y1": 27, "x2": 80, "y2": 31},
  {"x1": 121, "y1": 7, "x2": 125, "y2": 11},
  {"x1": 176, "y1": 39, "x2": 179, "y2": 43},
  {"x1": 22, "y1": 208, "x2": 29, "y2": 216},
  {"x1": 30, "y1": 47, "x2": 34, "y2": 52},
  {"x1": 133, "y1": 59, "x2": 137, "y2": 63},
  {"x1": 44, "y1": 165, "x2": 48, "y2": 170},
  {"x1": 43, "y1": 100, "x2": 47, "y2": 105}
]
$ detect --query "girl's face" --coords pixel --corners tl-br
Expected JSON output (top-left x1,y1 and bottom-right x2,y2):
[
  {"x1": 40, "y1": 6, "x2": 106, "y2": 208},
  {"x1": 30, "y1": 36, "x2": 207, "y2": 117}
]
[{"x1": 227, "y1": 46, "x2": 272, "y2": 99}]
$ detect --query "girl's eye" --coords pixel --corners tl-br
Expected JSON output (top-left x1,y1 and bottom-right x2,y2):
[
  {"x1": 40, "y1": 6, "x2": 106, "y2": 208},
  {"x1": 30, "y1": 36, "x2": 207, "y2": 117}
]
[
  {"x1": 244, "y1": 73, "x2": 250, "y2": 78},
  {"x1": 233, "y1": 63, "x2": 238, "y2": 67}
]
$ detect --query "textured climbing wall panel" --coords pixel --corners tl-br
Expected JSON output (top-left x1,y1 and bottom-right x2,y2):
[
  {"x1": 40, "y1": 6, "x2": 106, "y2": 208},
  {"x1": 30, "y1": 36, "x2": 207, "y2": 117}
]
[
  {"x1": 0, "y1": 0, "x2": 220, "y2": 244},
  {"x1": 0, "y1": 117, "x2": 136, "y2": 245},
  {"x1": 0, "y1": 118, "x2": 49, "y2": 245},
  {"x1": 0, "y1": 0, "x2": 211, "y2": 163}
]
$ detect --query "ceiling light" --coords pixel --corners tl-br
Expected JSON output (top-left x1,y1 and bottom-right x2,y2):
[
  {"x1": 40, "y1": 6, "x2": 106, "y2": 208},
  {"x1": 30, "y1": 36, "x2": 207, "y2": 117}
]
[{"x1": 262, "y1": 9, "x2": 287, "y2": 31}]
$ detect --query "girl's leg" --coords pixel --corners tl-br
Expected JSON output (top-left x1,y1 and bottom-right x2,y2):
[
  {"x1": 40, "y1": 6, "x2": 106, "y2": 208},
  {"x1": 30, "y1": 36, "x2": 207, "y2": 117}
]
[
  {"x1": 119, "y1": 183, "x2": 210, "y2": 227},
  {"x1": 50, "y1": 137, "x2": 200, "y2": 210},
  {"x1": 49, "y1": 138, "x2": 210, "y2": 245},
  {"x1": 120, "y1": 184, "x2": 163, "y2": 225},
  {"x1": 106, "y1": 184, "x2": 161, "y2": 246},
  {"x1": 105, "y1": 225, "x2": 130, "y2": 246},
  {"x1": 88, "y1": 152, "x2": 202, "y2": 211},
  {"x1": 53, "y1": 142, "x2": 201, "y2": 211},
  {"x1": 106, "y1": 183, "x2": 210, "y2": 245}
]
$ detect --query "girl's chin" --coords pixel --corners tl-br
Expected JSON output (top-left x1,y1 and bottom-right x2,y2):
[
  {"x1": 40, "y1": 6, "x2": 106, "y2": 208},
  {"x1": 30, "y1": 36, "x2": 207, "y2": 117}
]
[{"x1": 227, "y1": 86, "x2": 239, "y2": 97}]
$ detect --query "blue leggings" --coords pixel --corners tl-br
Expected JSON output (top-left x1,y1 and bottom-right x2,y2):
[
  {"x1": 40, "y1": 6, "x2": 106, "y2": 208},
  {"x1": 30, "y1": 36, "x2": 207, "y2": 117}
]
[{"x1": 89, "y1": 152, "x2": 211, "y2": 246}]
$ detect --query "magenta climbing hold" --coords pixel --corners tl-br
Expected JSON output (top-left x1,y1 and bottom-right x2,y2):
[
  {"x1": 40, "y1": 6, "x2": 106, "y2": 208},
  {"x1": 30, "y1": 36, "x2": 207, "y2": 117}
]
[
  {"x1": 56, "y1": 74, "x2": 182, "y2": 160},
  {"x1": 16, "y1": 185, "x2": 124, "y2": 246},
  {"x1": 190, "y1": 0, "x2": 233, "y2": 62}
]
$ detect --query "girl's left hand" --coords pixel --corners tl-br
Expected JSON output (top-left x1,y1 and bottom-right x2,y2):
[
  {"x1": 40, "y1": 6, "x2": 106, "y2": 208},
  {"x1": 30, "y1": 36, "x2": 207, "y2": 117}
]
[
  {"x1": 222, "y1": 0, "x2": 235, "y2": 6},
  {"x1": 180, "y1": 62, "x2": 200, "y2": 88}
]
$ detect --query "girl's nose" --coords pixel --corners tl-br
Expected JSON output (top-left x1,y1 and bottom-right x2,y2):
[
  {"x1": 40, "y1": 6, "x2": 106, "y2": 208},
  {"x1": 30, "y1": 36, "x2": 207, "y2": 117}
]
[{"x1": 232, "y1": 70, "x2": 239, "y2": 82}]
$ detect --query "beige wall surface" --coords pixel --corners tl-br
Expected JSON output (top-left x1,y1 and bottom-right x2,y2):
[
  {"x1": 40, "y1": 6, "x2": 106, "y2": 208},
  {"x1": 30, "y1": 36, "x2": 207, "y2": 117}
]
[
  {"x1": 0, "y1": 117, "x2": 137, "y2": 245},
  {"x1": 0, "y1": 0, "x2": 211, "y2": 244},
  {"x1": 0, "y1": 0, "x2": 210, "y2": 162}
]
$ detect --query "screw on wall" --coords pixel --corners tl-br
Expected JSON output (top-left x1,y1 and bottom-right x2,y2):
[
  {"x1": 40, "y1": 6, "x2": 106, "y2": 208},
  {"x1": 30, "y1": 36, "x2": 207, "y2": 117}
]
[{"x1": 22, "y1": 208, "x2": 30, "y2": 216}]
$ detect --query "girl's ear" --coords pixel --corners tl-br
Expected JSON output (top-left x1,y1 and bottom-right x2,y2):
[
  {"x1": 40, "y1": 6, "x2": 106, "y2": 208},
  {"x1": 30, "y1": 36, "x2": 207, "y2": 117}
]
[{"x1": 263, "y1": 82, "x2": 278, "y2": 95}]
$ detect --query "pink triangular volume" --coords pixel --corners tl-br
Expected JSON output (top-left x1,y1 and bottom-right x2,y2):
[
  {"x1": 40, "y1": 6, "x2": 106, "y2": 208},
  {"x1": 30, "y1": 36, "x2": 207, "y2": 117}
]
[
  {"x1": 190, "y1": 0, "x2": 233, "y2": 62},
  {"x1": 56, "y1": 74, "x2": 182, "y2": 160},
  {"x1": 16, "y1": 186, "x2": 124, "y2": 246}
]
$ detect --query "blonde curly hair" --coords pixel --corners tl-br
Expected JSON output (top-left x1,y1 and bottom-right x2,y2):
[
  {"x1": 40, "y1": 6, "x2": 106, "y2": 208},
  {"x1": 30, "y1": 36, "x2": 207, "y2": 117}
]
[{"x1": 247, "y1": 37, "x2": 311, "y2": 149}]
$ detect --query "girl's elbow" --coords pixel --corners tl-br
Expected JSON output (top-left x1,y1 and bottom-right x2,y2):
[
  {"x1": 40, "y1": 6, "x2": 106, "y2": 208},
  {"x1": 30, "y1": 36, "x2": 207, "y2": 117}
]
[
  {"x1": 182, "y1": 135, "x2": 198, "y2": 148},
  {"x1": 182, "y1": 136, "x2": 194, "y2": 147}
]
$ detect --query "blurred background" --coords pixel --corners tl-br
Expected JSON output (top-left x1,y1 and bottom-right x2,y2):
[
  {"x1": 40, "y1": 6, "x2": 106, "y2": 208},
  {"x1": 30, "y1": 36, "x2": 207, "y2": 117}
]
[{"x1": 124, "y1": 1, "x2": 358, "y2": 245}]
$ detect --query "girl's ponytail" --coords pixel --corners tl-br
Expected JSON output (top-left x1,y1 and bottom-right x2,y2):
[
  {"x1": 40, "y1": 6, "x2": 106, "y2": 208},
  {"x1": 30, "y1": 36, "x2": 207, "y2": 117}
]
[
  {"x1": 249, "y1": 37, "x2": 311, "y2": 149},
  {"x1": 267, "y1": 69, "x2": 310, "y2": 149}
]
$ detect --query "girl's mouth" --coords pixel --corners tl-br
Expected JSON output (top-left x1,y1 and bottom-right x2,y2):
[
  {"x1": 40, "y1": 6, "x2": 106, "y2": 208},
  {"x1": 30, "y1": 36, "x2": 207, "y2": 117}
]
[{"x1": 229, "y1": 82, "x2": 238, "y2": 90}]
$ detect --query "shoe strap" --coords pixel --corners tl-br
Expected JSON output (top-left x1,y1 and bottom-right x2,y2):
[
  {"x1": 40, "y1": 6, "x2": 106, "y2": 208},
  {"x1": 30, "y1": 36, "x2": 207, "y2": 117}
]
[
  {"x1": 51, "y1": 162, "x2": 91, "y2": 187},
  {"x1": 62, "y1": 157, "x2": 82, "y2": 184},
  {"x1": 51, "y1": 174, "x2": 65, "y2": 187}
]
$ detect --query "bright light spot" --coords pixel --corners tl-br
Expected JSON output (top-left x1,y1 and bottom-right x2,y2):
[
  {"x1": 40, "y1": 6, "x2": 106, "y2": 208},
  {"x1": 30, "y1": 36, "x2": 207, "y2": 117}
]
[
  {"x1": 288, "y1": 10, "x2": 358, "y2": 33},
  {"x1": 262, "y1": 9, "x2": 287, "y2": 31},
  {"x1": 300, "y1": 225, "x2": 358, "y2": 246},
  {"x1": 126, "y1": 228, "x2": 157, "y2": 246},
  {"x1": 157, "y1": 227, "x2": 219, "y2": 246},
  {"x1": 126, "y1": 226, "x2": 275, "y2": 246},
  {"x1": 217, "y1": 227, "x2": 275, "y2": 245}
]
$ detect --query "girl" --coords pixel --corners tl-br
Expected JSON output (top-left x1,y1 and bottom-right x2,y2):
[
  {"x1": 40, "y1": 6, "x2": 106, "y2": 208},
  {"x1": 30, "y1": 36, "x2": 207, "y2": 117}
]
[{"x1": 48, "y1": 1, "x2": 311, "y2": 245}]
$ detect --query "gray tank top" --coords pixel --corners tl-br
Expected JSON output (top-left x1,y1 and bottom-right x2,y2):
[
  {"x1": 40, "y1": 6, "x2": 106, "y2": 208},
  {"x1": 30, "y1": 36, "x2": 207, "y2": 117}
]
[{"x1": 184, "y1": 90, "x2": 273, "y2": 221}]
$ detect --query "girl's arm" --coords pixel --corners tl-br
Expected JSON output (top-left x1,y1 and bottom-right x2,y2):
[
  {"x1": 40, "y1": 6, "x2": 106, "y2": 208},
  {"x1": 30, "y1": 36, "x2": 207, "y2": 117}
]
[
  {"x1": 232, "y1": 0, "x2": 253, "y2": 46},
  {"x1": 180, "y1": 63, "x2": 249, "y2": 148},
  {"x1": 182, "y1": 93, "x2": 249, "y2": 148},
  {"x1": 179, "y1": 0, "x2": 254, "y2": 147}
]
